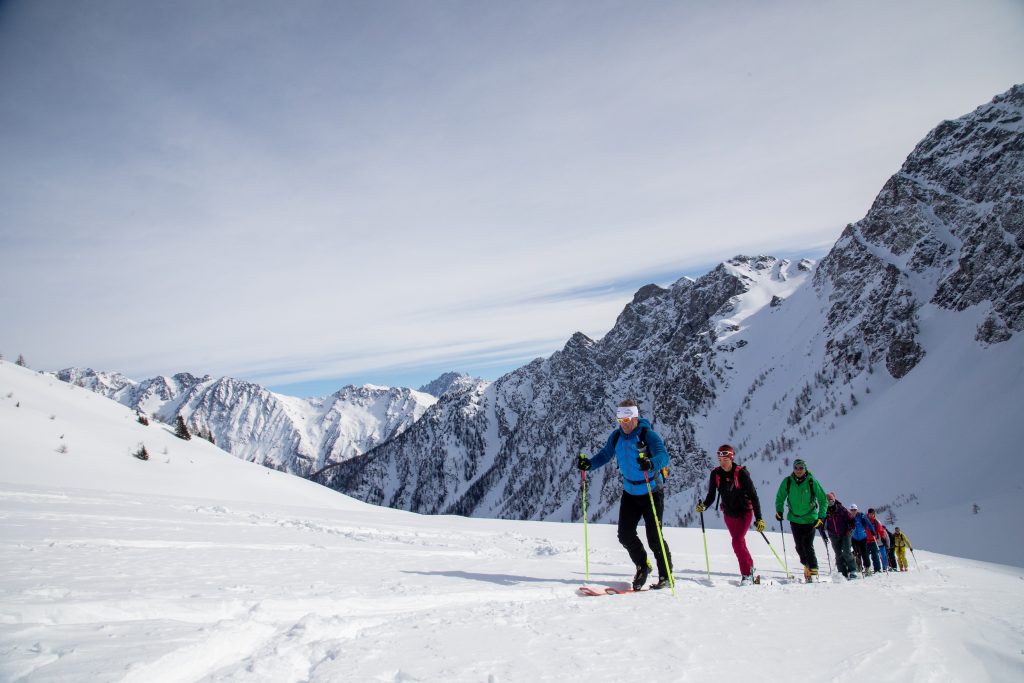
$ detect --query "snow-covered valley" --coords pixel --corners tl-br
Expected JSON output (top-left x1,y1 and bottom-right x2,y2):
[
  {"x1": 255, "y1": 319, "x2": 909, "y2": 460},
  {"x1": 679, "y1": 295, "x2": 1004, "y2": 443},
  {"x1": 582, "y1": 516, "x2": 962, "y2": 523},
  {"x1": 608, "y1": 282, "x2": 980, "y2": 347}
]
[{"x1": 2, "y1": 353, "x2": 1023, "y2": 682}]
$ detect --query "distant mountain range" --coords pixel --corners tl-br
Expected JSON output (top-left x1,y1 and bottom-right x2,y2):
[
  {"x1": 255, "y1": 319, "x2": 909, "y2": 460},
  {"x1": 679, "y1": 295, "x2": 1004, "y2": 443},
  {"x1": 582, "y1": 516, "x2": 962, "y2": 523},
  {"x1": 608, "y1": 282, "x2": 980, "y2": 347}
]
[{"x1": 54, "y1": 368, "x2": 464, "y2": 476}]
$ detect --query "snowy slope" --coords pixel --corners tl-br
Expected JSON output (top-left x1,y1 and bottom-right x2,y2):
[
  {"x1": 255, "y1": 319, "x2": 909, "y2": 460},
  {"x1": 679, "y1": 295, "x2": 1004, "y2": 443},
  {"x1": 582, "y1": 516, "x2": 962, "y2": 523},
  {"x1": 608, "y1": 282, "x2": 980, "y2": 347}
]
[{"x1": 2, "y1": 359, "x2": 1023, "y2": 682}]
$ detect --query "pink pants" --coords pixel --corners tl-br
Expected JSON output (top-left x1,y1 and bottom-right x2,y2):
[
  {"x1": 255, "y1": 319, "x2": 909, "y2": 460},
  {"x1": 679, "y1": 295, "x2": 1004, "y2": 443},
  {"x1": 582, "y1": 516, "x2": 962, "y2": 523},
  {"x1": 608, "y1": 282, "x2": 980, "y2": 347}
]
[{"x1": 724, "y1": 510, "x2": 754, "y2": 576}]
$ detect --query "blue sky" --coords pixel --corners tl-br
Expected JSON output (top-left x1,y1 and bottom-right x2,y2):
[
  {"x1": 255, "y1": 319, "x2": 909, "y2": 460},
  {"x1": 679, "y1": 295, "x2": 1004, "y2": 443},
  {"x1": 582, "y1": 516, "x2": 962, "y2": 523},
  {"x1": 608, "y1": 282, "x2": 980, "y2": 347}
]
[{"x1": 1, "y1": 1, "x2": 1022, "y2": 397}]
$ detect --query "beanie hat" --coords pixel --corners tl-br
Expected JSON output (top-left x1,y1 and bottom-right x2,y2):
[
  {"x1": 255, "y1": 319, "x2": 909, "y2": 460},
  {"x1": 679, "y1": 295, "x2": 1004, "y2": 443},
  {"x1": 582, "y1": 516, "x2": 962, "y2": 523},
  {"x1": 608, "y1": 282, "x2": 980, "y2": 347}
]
[
  {"x1": 793, "y1": 458, "x2": 807, "y2": 469},
  {"x1": 850, "y1": 503, "x2": 859, "y2": 511}
]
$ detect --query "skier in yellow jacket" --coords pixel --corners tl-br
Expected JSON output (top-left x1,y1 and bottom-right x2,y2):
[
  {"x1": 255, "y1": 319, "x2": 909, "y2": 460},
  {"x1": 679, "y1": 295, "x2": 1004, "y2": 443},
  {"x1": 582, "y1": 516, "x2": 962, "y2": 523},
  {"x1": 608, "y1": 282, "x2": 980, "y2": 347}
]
[{"x1": 892, "y1": 527, "x2": 913, "y2": 571}]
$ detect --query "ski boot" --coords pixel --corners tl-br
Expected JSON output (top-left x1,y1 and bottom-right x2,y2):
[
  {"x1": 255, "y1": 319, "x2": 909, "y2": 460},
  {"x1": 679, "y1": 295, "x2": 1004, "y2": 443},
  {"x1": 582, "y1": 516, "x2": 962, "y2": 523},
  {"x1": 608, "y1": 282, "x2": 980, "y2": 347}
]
[
  {"x1": 650, "y1": 575, "x2": 671, "y2": 590},
  {"x1": 632, "y1": 559, "x2": 652, "y2": 591},
  {"x1": 809, "y1": 568, "x2": 819, "y2": 583}
]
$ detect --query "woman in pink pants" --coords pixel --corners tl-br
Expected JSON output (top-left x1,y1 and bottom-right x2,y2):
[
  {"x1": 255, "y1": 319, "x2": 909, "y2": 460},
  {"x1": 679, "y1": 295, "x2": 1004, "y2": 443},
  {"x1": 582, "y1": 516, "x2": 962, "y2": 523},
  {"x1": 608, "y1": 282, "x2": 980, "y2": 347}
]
[{"x1": 695, "y1": 444, "x2": 765, "y2": 584}]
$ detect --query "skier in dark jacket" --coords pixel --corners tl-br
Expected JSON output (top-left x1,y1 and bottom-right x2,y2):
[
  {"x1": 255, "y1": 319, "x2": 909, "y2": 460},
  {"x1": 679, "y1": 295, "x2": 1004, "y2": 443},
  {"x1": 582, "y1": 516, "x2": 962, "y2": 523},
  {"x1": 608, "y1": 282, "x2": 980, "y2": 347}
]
[
  {"x1": 696, "y1": 444, "x2": 764, "y2": 584},
  {"x1": 824, "y1": 492, "x2": 858, "y2": 579},
  {"x1": 576, "y1": 399, "x2": 672, "y2": 590},
  {"x1": 775, "y1": 458, "x2": 827, "y2": 582}
]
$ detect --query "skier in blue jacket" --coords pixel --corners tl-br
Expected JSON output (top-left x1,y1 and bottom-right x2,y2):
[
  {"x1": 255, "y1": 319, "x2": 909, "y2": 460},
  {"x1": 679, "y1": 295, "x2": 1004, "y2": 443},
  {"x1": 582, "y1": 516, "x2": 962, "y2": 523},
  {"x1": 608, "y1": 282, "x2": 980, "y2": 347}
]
[
  {"x1": 576, "y1": 399, "x2": 673, "y2": 590},
  {"x1": 849, "y1": 504, "x2": 872, "y2": 575}
]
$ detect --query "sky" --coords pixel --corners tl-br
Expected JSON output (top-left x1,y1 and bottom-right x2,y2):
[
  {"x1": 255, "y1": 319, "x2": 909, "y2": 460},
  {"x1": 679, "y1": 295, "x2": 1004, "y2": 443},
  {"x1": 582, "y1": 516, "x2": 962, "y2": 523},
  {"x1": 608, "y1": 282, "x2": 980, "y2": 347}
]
[{"x1": 1, "y1": 0, "x2": 1022, "y2": 398}]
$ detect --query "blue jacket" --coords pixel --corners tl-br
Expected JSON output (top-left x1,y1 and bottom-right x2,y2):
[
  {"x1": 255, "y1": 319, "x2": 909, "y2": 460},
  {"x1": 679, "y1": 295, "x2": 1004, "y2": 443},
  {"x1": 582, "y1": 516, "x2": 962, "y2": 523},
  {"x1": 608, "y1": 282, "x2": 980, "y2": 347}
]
[
  {"x1": 589, "y1": 418, "x2": 669, "y2": 496},
  {"x1": 852, "y1": 512, "x2": 871, "y2": 541}
]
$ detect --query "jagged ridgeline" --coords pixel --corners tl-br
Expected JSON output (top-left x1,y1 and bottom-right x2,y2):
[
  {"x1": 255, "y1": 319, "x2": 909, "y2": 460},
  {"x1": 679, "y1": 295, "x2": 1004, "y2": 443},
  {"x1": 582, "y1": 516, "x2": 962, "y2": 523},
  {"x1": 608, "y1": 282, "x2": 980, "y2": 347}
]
[
  {"x1": 325, "y1": 84, "x2": 1024, "y2": 526},
  {"x1": 324, "y1": 257, "x2": 811, "y2": 523}
]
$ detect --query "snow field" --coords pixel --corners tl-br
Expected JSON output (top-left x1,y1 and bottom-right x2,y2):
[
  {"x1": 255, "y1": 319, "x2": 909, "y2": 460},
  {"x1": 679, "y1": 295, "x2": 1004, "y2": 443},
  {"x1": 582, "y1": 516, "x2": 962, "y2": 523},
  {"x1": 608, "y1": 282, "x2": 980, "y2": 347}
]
[
  {"x1": 2, "y1": 358, "x2": 1023, "y2": 681},
  {"x1": 2, "y1": 485, "x2": 1023, "y2": 682}
]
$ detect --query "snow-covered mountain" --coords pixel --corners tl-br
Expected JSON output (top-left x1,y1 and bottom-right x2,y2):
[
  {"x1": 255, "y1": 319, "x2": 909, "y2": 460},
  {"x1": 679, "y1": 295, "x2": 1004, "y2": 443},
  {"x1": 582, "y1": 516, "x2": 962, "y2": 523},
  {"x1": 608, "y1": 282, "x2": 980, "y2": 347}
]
[
  {"x1": 325, "y1": 84, "x2": 1024, "y2": 566},
  {"x1": 418, "y1": 372, "x2": 479, "y2": 399},
  {"x1": 55, "y1": 368, "x2": 439, "y2": 477},
  {"x1": 3, "y1": 345, "x2": 1023, "y2": 682}
]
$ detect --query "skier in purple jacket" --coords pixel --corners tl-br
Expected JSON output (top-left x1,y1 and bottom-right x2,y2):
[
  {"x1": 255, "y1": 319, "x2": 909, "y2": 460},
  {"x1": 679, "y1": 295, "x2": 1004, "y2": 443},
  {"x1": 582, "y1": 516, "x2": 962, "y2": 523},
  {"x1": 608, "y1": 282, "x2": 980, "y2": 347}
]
[{"x1": 824, "y1": 492, "x2": 858, "y2": 579}]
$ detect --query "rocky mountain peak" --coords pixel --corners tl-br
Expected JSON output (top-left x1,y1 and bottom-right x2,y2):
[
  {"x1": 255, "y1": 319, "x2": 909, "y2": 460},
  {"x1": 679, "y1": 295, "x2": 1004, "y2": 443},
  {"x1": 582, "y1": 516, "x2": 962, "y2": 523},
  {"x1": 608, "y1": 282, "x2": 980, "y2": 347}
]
[{"x1": 323, "y1": 84, "x2": 1024, "y2": 535}]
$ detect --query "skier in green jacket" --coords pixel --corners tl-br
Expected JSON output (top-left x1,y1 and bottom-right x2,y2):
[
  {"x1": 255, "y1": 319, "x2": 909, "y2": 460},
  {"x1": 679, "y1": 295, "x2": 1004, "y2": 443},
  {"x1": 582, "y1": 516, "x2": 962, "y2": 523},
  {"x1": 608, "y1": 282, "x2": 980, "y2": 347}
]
[{"x1": 775, "y1": 458, "x2": 828, "y2": 582}]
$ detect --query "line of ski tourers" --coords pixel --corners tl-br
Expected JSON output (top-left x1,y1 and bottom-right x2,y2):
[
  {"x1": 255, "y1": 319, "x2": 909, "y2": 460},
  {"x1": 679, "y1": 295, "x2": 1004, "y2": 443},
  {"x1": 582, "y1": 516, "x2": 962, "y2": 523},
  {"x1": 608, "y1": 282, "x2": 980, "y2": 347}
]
[
  {"x1": 700, "y1": 448, "x2": 917, "y2": 586},
  {"x1": 575, "y1": 402, "x2": 917, "y2": 593}
]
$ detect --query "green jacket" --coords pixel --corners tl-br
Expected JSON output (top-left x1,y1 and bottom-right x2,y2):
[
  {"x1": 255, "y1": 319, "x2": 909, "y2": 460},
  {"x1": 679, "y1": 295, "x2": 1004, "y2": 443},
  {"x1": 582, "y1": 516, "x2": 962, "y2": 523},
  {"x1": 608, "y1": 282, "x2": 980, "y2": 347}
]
[{"x1": 775, "y1": 471, "x2": 827, "y2": 525}]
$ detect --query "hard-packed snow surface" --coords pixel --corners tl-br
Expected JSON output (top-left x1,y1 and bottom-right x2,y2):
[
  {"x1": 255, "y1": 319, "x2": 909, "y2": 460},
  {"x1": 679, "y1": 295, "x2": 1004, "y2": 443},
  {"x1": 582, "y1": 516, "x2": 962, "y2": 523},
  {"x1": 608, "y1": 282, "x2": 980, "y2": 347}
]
[{"x1": 3, "y1": 361, "x2": 1024, "y2": 682}]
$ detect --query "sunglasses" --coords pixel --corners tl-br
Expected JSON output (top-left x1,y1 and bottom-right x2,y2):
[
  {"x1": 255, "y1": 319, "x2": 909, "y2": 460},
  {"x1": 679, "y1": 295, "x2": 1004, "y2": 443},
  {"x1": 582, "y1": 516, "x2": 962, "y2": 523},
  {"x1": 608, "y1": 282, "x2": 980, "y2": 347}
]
[
  {"x1": 794, "y1": 466, "x2": 806, "y2": 471},
  {"x1": 616, "y1": 417, "x2": 634, "y2": 424}
]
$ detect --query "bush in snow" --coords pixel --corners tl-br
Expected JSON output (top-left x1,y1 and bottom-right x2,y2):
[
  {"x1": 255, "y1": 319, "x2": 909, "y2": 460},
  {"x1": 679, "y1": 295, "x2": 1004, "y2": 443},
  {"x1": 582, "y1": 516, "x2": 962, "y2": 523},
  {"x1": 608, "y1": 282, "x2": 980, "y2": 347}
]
[{"x1": 133, "y1": 444, "x2": 150, "y2": 461}]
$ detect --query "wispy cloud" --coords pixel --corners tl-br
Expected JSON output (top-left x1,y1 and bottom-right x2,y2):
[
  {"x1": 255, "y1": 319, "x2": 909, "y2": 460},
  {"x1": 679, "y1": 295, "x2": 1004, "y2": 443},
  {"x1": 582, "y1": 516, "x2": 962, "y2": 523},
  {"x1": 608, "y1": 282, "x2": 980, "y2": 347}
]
[{"x1": 2, "y1": 0, "x2": 1022, "y2": 393}]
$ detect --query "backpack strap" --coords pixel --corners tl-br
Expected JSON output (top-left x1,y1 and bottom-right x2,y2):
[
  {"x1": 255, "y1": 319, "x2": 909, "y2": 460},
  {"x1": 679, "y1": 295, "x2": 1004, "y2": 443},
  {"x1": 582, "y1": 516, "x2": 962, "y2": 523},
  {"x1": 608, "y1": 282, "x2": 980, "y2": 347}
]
[{"x1": 713, "y1": 464, "x2": 744, "y2": 511}]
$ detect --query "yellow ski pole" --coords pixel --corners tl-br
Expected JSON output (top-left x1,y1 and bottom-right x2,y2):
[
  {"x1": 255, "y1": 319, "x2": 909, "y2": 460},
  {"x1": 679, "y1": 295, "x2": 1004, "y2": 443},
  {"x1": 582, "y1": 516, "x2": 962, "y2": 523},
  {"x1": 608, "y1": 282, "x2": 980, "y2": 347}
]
[
  {"x1": 580, "y1": 459, "x2": 590, "y2": 581},
  {"x1": 700, "y1": 510, "x2": 712, "y2": 580},
  {"x1": 641, "y1": 458, "x2": 676, "y2": 597},
  {"x1": 759, "y1": 530, "x2": 792, "y2": 578}
]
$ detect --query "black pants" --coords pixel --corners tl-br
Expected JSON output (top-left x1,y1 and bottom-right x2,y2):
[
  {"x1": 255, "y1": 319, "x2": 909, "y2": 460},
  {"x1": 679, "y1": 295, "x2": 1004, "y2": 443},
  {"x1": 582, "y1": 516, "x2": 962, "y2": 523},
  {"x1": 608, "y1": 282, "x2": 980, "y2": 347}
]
[
  {"x1": 617, "y1": 489, "x2": 672, "y2": 576},
  {"x1": 852, "y1": 538, "x2": 870, "y2": 570},
  {"x1": 791, "y1": 521, "x2": 818, "y2": 570}
]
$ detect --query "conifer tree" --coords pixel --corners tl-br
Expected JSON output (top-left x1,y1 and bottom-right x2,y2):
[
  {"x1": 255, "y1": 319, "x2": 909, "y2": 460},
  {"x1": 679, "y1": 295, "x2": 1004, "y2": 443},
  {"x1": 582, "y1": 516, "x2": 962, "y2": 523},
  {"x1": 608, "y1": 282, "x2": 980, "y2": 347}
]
[
  {"x1": 15, "y1": 354, "x2": 26, "y2": 367},
  {"x1": 174, "y1": 415, "x2": 192, "y2": 440},
  {"x1": 133, "y1": 444, "x2": 150, "y2": 460}
]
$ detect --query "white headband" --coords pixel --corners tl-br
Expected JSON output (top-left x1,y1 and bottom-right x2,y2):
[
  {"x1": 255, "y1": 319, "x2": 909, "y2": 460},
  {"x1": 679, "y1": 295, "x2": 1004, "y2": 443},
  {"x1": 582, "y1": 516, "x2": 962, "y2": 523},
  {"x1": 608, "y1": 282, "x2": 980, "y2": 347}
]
[{"x1": 615, "y1": 406, "x2": 639, "y2": 420}]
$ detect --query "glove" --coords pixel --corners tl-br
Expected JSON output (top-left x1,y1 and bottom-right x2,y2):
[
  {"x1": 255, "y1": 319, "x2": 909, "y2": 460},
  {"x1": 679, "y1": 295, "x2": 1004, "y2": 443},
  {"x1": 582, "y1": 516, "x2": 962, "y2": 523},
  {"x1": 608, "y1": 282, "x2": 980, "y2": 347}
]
[
  {"x1": 775, "y1": 511, "x2": 783, "y2": 522},
  {"x1": 814, "y1": 518, "x2": 824, "y2": 530},
  {"x1": 637, "y1": 456, "x2": 654, "y2": 471},
  {"x1": 576, "y1": 455, "x2": 591, "y2": 472},
  {"x1": 695, "y1": 503, "x2": 706, "y2": 513},
  {"x1": 755, "y1": 519, "x2": 766, "y2": 533}
]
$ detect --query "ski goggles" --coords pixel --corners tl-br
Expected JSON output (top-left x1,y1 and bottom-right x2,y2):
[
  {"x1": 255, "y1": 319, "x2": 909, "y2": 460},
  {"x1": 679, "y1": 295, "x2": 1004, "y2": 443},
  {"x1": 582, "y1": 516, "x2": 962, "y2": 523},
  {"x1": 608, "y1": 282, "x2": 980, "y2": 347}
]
[
  {"x1": 717, "y1": 450, "x2": 734, "y2": 458},
  {"x1": 615, "y1": 406, "x2": 638, "y2": 422}
]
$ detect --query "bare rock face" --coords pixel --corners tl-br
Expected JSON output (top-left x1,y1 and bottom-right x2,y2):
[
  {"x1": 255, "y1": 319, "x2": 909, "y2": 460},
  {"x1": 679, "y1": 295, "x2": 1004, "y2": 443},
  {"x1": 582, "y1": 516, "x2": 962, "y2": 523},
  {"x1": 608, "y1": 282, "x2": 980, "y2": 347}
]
[{"x1": 817, "y1": 84, "x2": 1024, "y2": 382}]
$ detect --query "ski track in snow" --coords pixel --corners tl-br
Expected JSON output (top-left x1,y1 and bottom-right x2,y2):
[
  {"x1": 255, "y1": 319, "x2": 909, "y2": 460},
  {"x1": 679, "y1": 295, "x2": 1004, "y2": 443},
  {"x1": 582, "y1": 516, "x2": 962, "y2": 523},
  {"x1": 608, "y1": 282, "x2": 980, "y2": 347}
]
[{"x1": 2, "y1": 487, "x2": 1023, "y2": 682}]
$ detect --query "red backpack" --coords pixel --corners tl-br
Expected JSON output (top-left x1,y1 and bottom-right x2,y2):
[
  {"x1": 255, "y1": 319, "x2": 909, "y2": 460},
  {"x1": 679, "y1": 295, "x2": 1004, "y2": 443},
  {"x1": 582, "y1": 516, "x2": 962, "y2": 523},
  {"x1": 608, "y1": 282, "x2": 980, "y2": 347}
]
[{"x1": 713, "y1": 465, "x2": 751, "y2": 511}]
